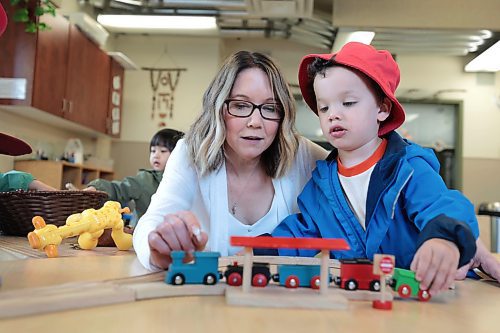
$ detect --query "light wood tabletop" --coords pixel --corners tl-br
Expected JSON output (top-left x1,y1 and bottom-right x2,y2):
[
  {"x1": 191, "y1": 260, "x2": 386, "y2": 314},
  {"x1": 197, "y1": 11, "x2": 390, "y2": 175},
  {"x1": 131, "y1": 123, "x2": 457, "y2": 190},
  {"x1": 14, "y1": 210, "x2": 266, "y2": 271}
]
[{"x1": 0, "y1": 241, "x2": 498, "y2": 333}]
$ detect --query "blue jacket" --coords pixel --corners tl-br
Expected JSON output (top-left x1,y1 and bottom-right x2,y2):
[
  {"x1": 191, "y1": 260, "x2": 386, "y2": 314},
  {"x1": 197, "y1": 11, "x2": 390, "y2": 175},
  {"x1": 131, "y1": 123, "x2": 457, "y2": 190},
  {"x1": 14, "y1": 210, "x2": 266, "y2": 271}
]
[{"x1": 272, "y1": 132, "x2": 478, "y2": 269}]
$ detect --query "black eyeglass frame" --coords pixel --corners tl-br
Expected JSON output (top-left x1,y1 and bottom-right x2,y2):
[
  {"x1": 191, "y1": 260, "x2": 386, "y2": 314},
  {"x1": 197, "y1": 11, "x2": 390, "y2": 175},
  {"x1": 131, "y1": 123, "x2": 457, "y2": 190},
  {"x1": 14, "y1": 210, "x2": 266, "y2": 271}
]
[{"x1": 223, "y1": 99, "x2": 283, "y2": 121}]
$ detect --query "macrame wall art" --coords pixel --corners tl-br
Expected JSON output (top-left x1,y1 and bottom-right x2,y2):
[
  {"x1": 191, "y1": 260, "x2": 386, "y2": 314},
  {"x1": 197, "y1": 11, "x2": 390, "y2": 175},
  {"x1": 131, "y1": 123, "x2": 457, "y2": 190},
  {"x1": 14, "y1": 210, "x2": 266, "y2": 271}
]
[{"x1": 143, "y1": 67, "x2": 187, "y2": 128}]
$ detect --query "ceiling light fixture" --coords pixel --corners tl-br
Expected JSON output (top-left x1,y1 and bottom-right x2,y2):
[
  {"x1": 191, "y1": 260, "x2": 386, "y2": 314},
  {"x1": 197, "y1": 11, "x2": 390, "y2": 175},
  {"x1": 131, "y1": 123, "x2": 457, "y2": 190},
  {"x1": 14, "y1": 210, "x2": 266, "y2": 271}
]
[
  {"x1": 465, "y1": 40, "x2": 500, "y2": 72},
  {"x1": 97, "y1": 15, "x2": 217, "y2": 30},
  {"x1": 332, "y1": 28, "x2": 375, "y2": 52}
]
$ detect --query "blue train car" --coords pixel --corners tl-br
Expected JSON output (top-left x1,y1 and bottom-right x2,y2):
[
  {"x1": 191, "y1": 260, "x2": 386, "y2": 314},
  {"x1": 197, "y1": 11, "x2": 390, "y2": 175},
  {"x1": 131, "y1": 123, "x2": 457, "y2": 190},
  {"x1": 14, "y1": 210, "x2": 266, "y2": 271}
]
[
  {"x1": 273, "y1": 264, "x2": 324, "y2": 289},
  {"x1": 165, "y1": 251, "x2": 221, "y2": 285}
]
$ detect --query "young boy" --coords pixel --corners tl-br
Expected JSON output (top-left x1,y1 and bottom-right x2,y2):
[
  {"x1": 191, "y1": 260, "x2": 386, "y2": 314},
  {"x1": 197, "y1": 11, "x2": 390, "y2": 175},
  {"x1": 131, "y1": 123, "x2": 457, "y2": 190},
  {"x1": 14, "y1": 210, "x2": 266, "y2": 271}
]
[
  {"x1": 271, "y1": 42, "x2": 496, "y2": 295},
  {"x1": 85, "y1": 128, "x2": 183, "y2": 223}
]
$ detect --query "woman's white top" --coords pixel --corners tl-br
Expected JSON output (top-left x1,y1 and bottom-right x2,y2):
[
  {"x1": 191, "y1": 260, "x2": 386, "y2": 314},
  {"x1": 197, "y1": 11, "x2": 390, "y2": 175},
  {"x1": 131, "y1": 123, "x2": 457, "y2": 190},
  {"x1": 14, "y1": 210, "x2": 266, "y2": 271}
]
[{"x1": 133, "y1": 137, "x2": 328, "y2": 271}]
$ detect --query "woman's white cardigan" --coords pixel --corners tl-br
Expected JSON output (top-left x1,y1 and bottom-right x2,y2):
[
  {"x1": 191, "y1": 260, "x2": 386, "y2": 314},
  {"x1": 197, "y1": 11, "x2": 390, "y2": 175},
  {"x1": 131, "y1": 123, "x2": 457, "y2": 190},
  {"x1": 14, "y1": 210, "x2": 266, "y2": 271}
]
[{"x1": 133, "y1": 137, "x2": 328, "y2": 271}]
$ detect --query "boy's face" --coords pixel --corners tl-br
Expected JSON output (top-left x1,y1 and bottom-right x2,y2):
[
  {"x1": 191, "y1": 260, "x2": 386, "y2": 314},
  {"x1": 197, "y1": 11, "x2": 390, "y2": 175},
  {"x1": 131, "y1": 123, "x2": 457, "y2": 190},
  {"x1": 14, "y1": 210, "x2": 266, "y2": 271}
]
[
  {"x1": 314, "y1": 66, "x2": 390, "y2": 154},
  {"x1": 150, "y1": 146, "x2": 171, "y2": 171}
]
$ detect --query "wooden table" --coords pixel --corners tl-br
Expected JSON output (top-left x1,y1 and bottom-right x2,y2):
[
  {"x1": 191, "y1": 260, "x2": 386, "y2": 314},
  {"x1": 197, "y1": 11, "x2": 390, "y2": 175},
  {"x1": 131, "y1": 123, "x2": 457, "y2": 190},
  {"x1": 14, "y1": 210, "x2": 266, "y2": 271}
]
[{"x1": 0, "y1": 243, "x2": 498, "y2": 333}]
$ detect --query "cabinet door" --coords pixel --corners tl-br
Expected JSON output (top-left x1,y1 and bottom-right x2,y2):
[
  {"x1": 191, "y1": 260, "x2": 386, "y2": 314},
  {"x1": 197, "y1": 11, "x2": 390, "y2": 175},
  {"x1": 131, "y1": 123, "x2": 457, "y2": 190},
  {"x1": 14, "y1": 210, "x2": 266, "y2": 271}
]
[
  {"x1": 65, "y1": 25, "x2": 110, "y2": 133},
  {"x1": 32, "y1": 13, "x2": 69, "y2": 117},
  {"x1": 0, "y1": 0, "x2": 36, "y2": 106}
]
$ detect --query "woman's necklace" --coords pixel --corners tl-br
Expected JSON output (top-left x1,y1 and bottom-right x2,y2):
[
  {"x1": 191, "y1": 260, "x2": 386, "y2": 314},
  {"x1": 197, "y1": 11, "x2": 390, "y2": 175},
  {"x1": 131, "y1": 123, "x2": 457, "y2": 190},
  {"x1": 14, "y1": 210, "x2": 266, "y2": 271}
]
[{"x1": 228, "y1": 163, "x2": 260, "y2": 216}]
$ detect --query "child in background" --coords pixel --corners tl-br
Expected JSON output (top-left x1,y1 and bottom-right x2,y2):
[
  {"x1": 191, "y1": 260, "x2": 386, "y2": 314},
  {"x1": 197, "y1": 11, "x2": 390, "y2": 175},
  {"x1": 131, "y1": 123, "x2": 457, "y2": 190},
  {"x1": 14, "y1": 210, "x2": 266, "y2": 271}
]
[
  {"x1": 0, "y1": 132, "x2": 56, "y2": 192},
  {"x1": 271, "y1": 42, "x2": 499, "y2": 295},
  {"x1": 84, "y1": 128, "x2": 183, "y2": 225}
]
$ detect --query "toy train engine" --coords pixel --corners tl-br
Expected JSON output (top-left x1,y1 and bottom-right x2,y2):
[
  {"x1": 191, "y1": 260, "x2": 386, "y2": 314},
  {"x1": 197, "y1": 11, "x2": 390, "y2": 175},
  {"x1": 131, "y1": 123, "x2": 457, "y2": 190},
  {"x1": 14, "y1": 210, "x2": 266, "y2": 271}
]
[
  {"x1": 334, "y1": 258, "x2": 381, "y2": 291},
  {"x1": 272, "y1": 264, "x2": 331, "y2": 289},
  {"x1": 388, "y1": 268, "x2": 431, "y2": 302},
  {"x1": 224, "y1": 262, "x2": 271, "y2": 287},
  {"x1": 166, "y1": 251, "x2": 221, "y2": 285}
]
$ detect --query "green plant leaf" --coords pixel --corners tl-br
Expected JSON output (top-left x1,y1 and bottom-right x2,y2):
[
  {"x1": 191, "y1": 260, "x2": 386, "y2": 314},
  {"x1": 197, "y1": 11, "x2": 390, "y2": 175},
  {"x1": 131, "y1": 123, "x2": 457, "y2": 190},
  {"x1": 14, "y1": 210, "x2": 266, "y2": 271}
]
[
  {"x1": 46, "y1": 5, "x2": 56, "y2": 16},
  {"x1": 38, "y1": 22, "x2": 51, "y2": 31},
  {"x1": 13, "y1": 8, "x2": 29, "y2": 23},
  {"x1": 25, "y1": 22, "x2": 37, "y2": 33},
  {"x1": 10, "y1": 0, "x2": 57, "y2": 33},
  {"x1": 35, "y1": 6, "x2": 44, "y2": 16}
]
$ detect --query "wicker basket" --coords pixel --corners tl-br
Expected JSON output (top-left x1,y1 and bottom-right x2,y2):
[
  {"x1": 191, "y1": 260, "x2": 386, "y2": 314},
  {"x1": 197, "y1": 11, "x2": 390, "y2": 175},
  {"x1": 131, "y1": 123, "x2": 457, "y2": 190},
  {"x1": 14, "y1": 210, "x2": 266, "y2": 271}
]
[{"x1": 0, "y1": 190, "x2": 109, "y2": 236}]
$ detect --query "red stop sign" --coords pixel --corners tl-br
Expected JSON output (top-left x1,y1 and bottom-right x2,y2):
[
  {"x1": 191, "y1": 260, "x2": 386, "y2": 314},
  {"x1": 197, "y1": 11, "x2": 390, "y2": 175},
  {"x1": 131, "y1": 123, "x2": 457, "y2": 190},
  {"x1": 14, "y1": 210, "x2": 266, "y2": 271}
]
[{"x1": 379, "y1": 256, "x2": 394, "y2": 274}]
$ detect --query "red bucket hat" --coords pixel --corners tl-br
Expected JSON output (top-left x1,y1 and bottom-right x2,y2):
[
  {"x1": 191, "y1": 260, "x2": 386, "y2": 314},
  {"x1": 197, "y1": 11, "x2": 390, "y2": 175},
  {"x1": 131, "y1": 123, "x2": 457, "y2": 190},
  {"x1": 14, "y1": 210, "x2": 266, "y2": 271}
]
[
  {"x1": 298, "y1": 42, "x2": 405, "y2": 136},
  {"x1": 0, "y1": 133, "x2": 33, "y2": 156},
  {"x1": 0, "y1": 3, "x2": 7, "y2": 36}
]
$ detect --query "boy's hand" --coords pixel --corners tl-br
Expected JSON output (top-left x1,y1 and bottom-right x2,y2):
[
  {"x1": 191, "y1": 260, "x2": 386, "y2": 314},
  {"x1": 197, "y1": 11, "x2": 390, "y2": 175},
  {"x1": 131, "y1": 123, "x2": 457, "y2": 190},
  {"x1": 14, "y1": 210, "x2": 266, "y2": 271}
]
[
  {"x1": 410, "y1": 238, "x2": 459, "y2": 296},
  {"x1": 148, "y1": 211, "x2": 208, "y2": 270},
  {"x1": 455, "y1": 237, "x2": 500, "y2": 282}
]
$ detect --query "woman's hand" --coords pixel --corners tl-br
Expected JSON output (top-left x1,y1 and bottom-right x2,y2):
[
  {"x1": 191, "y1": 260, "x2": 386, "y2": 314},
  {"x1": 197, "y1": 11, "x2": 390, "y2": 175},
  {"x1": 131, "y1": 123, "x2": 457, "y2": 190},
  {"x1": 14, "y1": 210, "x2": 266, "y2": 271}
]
[
  {"x1": 148, "y1": 211, "x2": 208, "y2": 269},
  {"x1": 410, "y1": 238, "x2": 460, "y2": 296},
  {"x1": 455, "y1": 237, "x2": 500, "y2": 282}
]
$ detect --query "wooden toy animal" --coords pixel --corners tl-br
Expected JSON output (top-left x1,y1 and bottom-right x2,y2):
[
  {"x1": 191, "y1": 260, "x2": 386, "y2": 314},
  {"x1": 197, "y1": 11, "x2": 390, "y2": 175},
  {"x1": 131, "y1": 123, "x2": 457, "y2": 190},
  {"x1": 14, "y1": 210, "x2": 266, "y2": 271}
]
[{"x1": 27, "y1": 201, "x2": 132, "y2": 258}]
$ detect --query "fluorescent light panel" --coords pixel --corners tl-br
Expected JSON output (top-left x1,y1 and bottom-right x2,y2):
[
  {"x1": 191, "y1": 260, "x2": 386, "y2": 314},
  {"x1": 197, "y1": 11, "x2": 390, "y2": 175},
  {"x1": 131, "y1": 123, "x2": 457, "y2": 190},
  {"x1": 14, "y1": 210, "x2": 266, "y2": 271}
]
[
  {"x1": 465, "y1": 41, "x2": 500, "y2": 72},
  {"x1": 332, "y1": 29, "x2": 375, "y2": 52},
  {"x1": 97, "y1": 15, "x2": 217, "y2": 30}
]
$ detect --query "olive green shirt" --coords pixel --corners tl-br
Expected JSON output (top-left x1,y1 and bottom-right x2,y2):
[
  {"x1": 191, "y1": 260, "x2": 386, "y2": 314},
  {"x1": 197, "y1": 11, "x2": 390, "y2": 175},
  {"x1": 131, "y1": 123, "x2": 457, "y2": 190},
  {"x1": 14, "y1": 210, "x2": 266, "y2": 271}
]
[{"x1": 87, "y1": 169, "x2": 163, "y2": 221}]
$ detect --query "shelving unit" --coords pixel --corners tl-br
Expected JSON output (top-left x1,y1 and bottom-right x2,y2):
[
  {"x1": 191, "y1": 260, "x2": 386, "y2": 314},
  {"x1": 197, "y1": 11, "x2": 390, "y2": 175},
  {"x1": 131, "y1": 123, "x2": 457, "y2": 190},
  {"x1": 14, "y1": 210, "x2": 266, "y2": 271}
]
[{"x1": 14, "y1": 160, "x2": 114, "y2": 190}]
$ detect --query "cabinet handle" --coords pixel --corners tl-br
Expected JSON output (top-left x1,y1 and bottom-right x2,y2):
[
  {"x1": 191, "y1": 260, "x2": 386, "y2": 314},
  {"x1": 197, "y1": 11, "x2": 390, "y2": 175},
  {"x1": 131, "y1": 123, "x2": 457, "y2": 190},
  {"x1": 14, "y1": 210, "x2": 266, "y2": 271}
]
[
  {"x1": 68, "y1": 101, "x2": 73, "y2": 113},
  {"x1": 62, "y1": 99, "x2": 67, "y2": 113}
]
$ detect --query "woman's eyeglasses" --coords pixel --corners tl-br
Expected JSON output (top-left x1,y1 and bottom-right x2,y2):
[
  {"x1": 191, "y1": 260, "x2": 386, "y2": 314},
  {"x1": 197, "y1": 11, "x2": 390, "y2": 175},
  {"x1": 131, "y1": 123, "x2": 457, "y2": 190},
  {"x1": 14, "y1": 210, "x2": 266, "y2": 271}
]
[{"x1": 224, "y1": 99, "x2": 283, "y2": 121}]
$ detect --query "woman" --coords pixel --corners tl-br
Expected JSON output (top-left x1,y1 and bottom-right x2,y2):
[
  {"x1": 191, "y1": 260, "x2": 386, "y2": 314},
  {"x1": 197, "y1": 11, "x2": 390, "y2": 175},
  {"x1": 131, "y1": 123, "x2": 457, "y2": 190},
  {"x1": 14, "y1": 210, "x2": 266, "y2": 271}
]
[{"x1": 133, "y1": 51, "x2": 328, "y2": 271}]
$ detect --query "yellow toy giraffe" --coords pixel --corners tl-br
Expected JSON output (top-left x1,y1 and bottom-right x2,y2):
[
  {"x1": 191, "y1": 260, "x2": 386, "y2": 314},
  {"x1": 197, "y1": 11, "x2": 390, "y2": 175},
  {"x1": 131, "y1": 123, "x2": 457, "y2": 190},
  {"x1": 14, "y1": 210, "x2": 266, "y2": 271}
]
[{"x1": 28, "y1": 201, "x2": 132, "y2": 258}]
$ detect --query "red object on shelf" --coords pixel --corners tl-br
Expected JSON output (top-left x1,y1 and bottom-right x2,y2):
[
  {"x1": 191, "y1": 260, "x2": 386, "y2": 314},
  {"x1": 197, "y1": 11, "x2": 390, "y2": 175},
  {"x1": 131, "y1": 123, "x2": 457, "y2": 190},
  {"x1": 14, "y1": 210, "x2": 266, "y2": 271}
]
[{"x1": 230, "y1": 236, "x2": 350, "y2": 251}]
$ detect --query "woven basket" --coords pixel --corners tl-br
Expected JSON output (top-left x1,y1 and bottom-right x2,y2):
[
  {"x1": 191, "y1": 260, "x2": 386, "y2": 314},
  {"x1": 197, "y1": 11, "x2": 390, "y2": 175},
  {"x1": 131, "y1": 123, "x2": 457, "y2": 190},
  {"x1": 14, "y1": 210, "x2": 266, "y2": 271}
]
[{"x1": 0, "y1": 190, "x2": 109, "y2": 236}]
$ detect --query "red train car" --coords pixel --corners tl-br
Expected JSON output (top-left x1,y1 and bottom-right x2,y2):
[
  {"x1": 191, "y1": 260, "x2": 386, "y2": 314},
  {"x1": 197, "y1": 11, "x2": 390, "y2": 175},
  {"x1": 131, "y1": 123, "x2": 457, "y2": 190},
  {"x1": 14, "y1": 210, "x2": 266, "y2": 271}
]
[
  {"x1": 224, "y1": 262, "x2": 271, "y2": 287},
  {"x1": 335, "y1": 258, "x2": 381, "y2": 291}
]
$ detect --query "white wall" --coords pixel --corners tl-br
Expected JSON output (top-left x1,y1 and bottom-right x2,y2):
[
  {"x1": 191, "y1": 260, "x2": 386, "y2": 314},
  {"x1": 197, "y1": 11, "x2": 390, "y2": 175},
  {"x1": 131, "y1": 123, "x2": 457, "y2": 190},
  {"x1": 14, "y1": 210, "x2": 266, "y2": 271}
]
[
  {"x1": 396, "y1": 55, "x2": 500, "y2": 159},
  {"x1": 112, "y1": 34, "x2": 221, "y2": 142},
  {"x1": 0, "y1": 108, "x2": 100, "y2": 170},
  {"x1": 222, "y1": 38, "x2": 325, "y2": 88}
]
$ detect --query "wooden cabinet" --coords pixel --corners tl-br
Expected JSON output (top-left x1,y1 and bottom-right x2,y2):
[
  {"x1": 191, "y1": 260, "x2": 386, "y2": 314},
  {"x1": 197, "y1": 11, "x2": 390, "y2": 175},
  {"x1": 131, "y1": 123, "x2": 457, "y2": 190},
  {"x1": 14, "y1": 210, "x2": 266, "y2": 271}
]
[
  {"x1": 0, "y1": 1, "x2": 113, "y2": 134},
  {"x1": 31, "y1": 12, "x2": 69, "y2": 118},
  {"x1": 65, "y1": 24, "x2": 110, "y2": 133},
  {"x1": 14, "y1": 160, "x2": 114, "y2": 190},
  {"x1": 0, "y1": 0, "x2": 37, "y2": 107}
]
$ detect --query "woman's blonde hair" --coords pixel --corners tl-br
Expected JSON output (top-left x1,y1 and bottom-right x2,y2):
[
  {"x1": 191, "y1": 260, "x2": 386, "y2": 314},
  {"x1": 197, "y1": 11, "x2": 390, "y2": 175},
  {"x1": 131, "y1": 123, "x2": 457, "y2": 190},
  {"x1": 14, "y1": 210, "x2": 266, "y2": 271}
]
[{"x1": 185, "y1": 51, "x2": 299, "y2": 178}]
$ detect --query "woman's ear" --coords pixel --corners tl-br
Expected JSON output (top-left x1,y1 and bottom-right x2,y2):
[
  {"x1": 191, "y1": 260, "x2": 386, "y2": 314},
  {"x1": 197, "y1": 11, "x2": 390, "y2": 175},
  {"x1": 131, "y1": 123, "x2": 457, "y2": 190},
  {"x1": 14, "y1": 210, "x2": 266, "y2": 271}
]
[{"x1": 377, "y1": 97, "x2": 392, "y2": 122}]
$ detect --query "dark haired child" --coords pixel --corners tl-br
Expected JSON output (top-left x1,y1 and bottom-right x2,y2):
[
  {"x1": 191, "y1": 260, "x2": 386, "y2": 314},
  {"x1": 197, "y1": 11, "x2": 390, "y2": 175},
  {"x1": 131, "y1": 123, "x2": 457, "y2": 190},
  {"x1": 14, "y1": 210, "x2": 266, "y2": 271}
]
[{"x1": 85, "y1": 128, "x2": 184, "y2": 222}]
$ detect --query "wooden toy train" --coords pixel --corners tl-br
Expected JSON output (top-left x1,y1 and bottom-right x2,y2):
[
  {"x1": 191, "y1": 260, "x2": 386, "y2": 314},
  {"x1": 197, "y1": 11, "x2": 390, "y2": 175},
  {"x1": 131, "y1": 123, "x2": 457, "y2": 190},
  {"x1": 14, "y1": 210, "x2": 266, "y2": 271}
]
[{"x1": 165, "y1": 251, "x2": 431, "y2": 302}]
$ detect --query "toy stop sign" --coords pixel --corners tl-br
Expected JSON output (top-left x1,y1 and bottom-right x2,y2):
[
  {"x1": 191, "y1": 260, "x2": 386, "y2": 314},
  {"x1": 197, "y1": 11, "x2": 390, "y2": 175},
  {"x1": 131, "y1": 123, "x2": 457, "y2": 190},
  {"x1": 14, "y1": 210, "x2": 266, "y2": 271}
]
[
  {"x1": 379, "y1": 256, "x2": 394, "y2": 274},
  {"x1": 373, "y1": 254, "x2": 395, "y2": 275}
]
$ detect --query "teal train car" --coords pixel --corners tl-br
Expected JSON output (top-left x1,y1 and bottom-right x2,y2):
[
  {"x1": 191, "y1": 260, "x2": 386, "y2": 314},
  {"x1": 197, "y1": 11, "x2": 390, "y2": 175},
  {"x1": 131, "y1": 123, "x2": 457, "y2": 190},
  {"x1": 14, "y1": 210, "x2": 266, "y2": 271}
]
[
  {"x1": 272, "y1": 264, "x2": 325, "y2": 289},
  {"x1": 165, "y1": 251, "x2": 221, "y2": 285}
]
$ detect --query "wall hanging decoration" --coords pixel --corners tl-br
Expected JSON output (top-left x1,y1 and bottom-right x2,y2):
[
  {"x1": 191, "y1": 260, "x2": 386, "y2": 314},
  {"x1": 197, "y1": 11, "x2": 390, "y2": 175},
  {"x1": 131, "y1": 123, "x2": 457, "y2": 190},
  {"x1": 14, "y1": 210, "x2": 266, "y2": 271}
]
[{"x1": 143, "y1": 66, "x2": 187, "y2": 128}]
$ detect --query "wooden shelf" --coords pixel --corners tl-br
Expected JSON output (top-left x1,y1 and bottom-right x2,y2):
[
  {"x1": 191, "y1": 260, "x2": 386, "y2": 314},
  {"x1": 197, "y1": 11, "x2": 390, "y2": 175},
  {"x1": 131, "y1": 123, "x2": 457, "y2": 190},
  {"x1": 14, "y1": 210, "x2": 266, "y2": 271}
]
[{"x1": 14, "y1": 160, "x2": 114, "y2": 190}]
